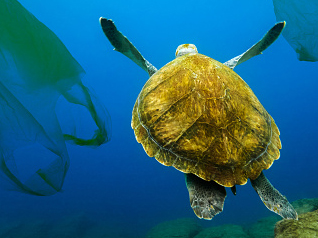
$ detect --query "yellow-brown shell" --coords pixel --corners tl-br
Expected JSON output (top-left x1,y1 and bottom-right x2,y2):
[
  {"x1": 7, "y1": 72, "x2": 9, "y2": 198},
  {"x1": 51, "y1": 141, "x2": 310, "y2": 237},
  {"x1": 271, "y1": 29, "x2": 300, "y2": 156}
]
[{"x1": 131, "y1": 53, "x2": 281, "y2": 187}]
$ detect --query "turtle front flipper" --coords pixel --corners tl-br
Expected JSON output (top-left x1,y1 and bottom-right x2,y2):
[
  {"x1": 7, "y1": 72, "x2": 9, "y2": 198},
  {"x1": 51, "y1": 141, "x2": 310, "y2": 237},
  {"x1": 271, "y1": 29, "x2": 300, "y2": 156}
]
[
  {"x1": 251, "y1": 172, "x2": 298, "y2": 220},
  {"x1": 185, "y1": 173, "x2": 226, "y2": 220},
  {"x1": 99, "y1": 18, "x2": 157, "y2": 76},
  {"x1": 224, "y1": 22, "x2": 286, "y2": 69}
]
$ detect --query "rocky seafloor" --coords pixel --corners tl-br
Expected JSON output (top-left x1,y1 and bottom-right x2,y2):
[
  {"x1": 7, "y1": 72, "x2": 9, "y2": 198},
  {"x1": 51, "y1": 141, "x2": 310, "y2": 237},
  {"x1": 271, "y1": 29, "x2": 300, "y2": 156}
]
[
  {"x1": 0, "y1": 198, "x2": 317, "y2": 237},
  {"x1": 146, "y1": 198, "x2": 318, "y2": 238}
]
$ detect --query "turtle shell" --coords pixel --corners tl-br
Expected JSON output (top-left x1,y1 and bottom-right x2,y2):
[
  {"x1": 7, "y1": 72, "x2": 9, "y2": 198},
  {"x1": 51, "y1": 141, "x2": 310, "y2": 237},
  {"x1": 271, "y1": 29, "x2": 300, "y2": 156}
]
[{"x1": 131, "y1": 53, "x2": 281, "y2": 187}]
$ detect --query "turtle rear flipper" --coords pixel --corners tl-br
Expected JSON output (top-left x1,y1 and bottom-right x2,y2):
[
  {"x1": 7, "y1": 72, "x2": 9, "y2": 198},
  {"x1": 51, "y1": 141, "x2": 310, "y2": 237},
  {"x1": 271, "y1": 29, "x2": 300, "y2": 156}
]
[
  {"x1": 99, "y1": 17, "x2": 157, "y2": 76},
  {"x1": 251, "y1": 172, "x2": 298, "y2": 220},
  {"x1": 185, "y1": 173, "x2": 226, "y2": 220}
]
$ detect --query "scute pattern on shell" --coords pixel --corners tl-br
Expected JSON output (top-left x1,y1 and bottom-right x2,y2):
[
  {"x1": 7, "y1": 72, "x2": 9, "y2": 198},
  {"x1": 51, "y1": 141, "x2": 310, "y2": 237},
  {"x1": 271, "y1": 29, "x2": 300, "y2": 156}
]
[{"x1": 131, "y1": 53, "x2": 281, "y2": 187}]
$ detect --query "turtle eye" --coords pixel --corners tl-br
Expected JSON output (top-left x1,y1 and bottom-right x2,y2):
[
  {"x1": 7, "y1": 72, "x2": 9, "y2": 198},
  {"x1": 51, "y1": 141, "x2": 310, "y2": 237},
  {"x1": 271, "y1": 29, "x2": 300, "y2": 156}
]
[{"x1": 175, "y1": 44, "x2": 198, "y2": 58}]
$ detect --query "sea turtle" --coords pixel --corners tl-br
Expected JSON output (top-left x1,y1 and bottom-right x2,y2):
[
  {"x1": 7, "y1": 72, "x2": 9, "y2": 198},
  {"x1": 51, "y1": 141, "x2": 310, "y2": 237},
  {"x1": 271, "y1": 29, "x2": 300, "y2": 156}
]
[{"x1": 100, "y1": 18, "x2": 298, "y2": 220}]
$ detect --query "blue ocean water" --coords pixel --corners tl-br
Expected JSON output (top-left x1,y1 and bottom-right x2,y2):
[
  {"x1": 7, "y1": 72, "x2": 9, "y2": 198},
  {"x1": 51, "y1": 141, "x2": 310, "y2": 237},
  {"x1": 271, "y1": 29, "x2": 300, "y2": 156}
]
[{"x1": 1, "y1": 0, "x2": 318, "y2": 237}]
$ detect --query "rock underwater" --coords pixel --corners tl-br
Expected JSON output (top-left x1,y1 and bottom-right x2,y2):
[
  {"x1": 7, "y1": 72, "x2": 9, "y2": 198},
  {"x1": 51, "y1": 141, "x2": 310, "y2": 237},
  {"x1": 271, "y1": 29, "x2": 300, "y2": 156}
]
[
  {"x1": 193, "y1": 224, "x2": 249, "y2": 238},
  {"x1": 146, "y1": 218, "x2": 202, "y2": 238},
  {"x1": 275, "y1": 198, "x2": 318, "y2": 237},
  {"x1": 145, "y1": 198, "x2": 318, "y2": 238},
  {"x1": 275, "y1": 210, "x2": 318, "y2": 238}
]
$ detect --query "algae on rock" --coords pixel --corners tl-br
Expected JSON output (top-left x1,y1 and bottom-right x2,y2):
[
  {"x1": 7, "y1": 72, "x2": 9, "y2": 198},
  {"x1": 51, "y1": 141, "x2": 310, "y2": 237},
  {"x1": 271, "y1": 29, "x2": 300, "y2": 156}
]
[
  {"x1": 194, "y1": 224, "x2": 249, "y2": 238},
  {"x1": 146, "y1": 218, "x2": 202, "y2": 238},
  {"x1": 275, "y1": 210, "x2": 318, "y2": 238}
]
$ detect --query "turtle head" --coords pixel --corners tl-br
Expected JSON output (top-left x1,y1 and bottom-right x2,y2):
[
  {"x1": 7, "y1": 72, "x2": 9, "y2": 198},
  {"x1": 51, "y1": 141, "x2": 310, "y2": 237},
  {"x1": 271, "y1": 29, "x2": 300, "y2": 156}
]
[{"x1": 175, "y1": 44, "x2": 198, "y2": 58}]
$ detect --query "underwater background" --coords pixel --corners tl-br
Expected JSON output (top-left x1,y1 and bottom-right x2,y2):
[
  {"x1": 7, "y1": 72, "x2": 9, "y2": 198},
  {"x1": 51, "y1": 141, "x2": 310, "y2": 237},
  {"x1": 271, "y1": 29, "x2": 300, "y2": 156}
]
[{"x1": 0, "y1": 0, "x2": 317, "y2": 237}]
